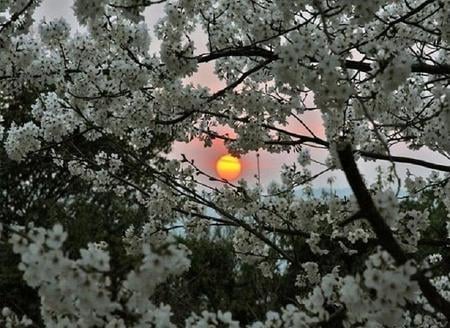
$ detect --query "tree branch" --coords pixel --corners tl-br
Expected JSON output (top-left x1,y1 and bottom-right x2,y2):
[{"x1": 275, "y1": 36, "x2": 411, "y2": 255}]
[
  {"x1": 264, "y1": 137, "x2": 450, "y2": 173},
  {"x1": 359, "y1": 150, "x2": 450, "y2": 172},
  {"x1": 196, "y1": 46, "x2": 450, "y2": 75},
  {"x1": 337, "y1": 141, "x2": 450, "y2": 320},
  {"x1": 0, "y1": 0, "x2": 35, "y2": 33}
]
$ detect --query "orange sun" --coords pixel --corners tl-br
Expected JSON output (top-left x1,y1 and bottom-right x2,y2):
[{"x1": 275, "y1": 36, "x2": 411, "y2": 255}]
[{"x1": 216, "y1": 154, "x2": 242, "y2": 180}]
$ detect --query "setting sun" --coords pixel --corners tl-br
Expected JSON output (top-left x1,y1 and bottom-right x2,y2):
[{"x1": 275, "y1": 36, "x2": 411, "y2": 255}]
[{"x1": 216, "y1": 154, "x2": 242, "y2": 180}]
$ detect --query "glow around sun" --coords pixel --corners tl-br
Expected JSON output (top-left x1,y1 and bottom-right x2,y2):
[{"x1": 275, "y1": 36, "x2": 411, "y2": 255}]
[{"x1": 216, "y1": 154, "x2": 242, "y2": 180}]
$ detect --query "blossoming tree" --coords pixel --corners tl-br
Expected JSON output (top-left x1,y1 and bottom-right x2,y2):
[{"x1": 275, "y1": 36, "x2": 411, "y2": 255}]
[{"x1": 1, "y1": 0, "x2": 450, "y2": 326}]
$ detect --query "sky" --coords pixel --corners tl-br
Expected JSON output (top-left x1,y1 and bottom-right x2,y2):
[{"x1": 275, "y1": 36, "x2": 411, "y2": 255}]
[{"x1": 33, "y1": 0, "x2": 449, "y2": 191}]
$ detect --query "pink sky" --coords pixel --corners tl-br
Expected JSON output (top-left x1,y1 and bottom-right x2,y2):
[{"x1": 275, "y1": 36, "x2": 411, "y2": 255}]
[{"x1": 34, "y1": 0, "x2": 449, "y2": 190}]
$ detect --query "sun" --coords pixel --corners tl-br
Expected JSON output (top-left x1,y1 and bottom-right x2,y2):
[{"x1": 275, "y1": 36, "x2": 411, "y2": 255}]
[{"x1": 216, "y1": 154, "x2": 242, "y2": 180}]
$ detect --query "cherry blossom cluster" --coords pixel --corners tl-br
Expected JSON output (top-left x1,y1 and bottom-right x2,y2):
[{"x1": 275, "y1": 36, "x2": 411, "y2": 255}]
[
  {"x1": 3, "y1": 223, "x2": 192, "y2": 327},
  {"x1": 1, "y1": 0, "x2": 450, "y2": 326}
]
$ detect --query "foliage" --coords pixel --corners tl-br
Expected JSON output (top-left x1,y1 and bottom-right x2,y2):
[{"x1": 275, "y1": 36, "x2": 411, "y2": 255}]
[{"x1": 1, "y1": 0, "x2": 450, "y2": 327}]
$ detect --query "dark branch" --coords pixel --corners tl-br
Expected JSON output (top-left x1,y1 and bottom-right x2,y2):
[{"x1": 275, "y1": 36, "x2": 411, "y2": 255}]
[
  {"x1": 196, "y1": 46, "x2": 450, "y2": 75},
  {"x1": 337, "y1": 141, "x2": 450, "y2": 320},
  {"x1": 107, "y1": 0, "x2": 165, "y2": 9},
  {"x1": 0, "y1": 0, "x2": 35, "y2": 33},
  {"x1": 359, "y1": 150, "x2": 450, "y2": 173},
  {"x1": 209, "y1": 58, "x2": 274, "y2": 101},
  {"x1": 265, "y1": 138, "x2": 450, "y2": 172}
]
